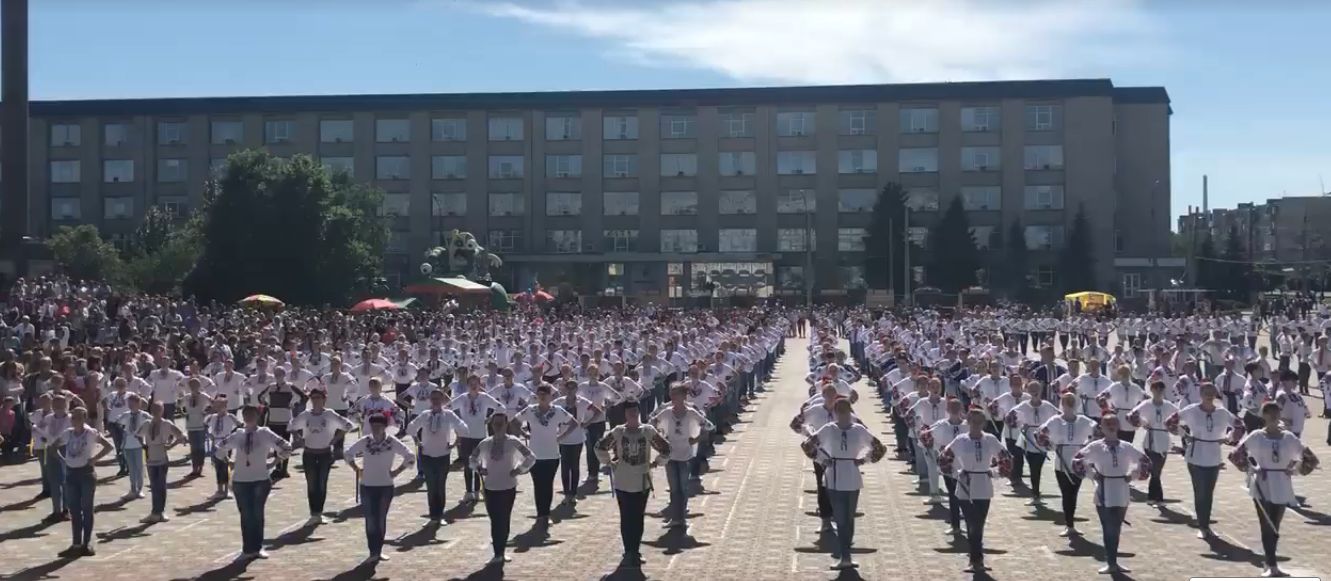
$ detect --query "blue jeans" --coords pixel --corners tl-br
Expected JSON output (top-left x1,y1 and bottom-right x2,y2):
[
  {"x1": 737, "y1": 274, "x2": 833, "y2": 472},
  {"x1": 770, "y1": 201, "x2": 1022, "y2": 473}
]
[
  {"x1": 65, "y1": 466, "x2": 96, "y2": 546},
  {"x1": 361, "y1": 485, "x2": 394, "y2": 557},
  {"x1": 665, "y1": 459, "x2": 691, "y2": 522},
  {"x1": 421, "y1": 454, "x2": 451, "y2": 519},
  {"x1": 43, "y1": 449, "x2": 66, "y2": 515},
  {"x1": 827, "y1": 489, "x2": 860, "y2": 559},
  {"x1": 233, "y1": 479, "x2": 272, "y2": 554},
  {"x1": 148, "y1": 463, "x2": 169, "y2": 514},
  {"x1": 124, "y1": 448, "x2": 145, "y2": 494}
]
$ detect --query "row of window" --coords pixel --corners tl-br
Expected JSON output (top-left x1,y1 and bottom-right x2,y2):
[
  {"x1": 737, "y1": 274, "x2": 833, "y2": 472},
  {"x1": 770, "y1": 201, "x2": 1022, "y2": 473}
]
[{"x1": 43, "y1": 105, "x2": 1061, "y2": 149}]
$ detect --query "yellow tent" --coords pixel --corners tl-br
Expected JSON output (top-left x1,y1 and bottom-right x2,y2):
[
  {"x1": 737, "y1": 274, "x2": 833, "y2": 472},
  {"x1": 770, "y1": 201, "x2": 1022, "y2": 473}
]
[{"x1": 1065, "y1": 291, "x2": 1115, "y2": 309}]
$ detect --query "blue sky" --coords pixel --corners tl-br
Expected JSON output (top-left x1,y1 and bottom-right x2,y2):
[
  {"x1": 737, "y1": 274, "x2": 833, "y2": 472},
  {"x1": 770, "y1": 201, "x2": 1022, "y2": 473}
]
[{"x1": 16, "y1": 0, "x2": 1331, "y2": 222}]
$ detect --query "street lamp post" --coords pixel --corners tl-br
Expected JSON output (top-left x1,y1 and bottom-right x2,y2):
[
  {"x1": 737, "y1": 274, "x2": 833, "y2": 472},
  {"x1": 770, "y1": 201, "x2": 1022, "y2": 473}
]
[
  {"x1": 803, "y1": 190, "x2": 814, "y2": 306},
  {"x1": 902, "y1": 204, "x2": 912, "y2": 306}
]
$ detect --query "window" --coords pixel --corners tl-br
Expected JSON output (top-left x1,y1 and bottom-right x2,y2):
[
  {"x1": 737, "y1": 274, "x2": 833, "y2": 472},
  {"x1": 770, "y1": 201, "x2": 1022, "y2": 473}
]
[
  {"x1": 777, "y1": 112, "x2": 814, "y2": 137},
  {"x1": 660, "y1": 229, "x2": 698, "y2": 253},
  {"x1": 838, "y1": 228, "x2": 868, "y2": 251},
  {"x1": 322, "y1": 156, "x2": 355, "y2": 177},
  {"x1": 488, "y1": 156, "x2": 524, "y2": 179},
  {"x1": 487, "y1": 117, "x2": 523, "y2": 141},
  {"x1": 1036, "y1": 265, "x2": 1056, "y2": 287},
  {"x1": 49, "y1": 160, "x2": 81, "y2": 183},
  {"x1": 837, "y1": 189, "x2": 876, "y2": 213},
  {"x1": 51, "y1": 123, "x2": 81, "y2": 146},
  {"x1": 961, "y1": 186, "x2": 1001, "y2": 211},
  {"x1": 660, "y1": 191, "x2": 698, "y2": 215},
  {"x1": 546, "y1": 230, "x2": 582, "y2": 254},
  {"x1": 603, "y1": 154, "x2": 637, "y2": 178},
  {"x1": 719, "y1": 152, "x2": 756, "y2": 176},
  {"x1": 211, "y1": 120, "x2": 243, "y2": 144},
  {"x1": 720, "y1": 110, "x2": 754, "y2": 138},
  {"x1": 50, "y1": 197, "x2": 81, "y2": 221},
  {"x1": 380, "y1": 193, "x2": 411, "y2": 217},
  {"x1": 837, "y1": 150, "x2": 877, "y2": 174},
  {"x1": 488, "y1": 193, "x2": 525, "y2": 216},
  {"x1": 488, "y1": 230, "x2": 522, "y2": 252},
  {"x1": 776, "y1": 266, "x2": 805, "y2": 290},
  {"x1": 777, "y1": 189, "x2": 815, "y2": 213},
  {"x1": 1024, "y1": 225, "x2": 1066, "y2": 249},
  {"x1": 841, "y1": 266, "x2": 867, "y2": 290},
  {"x1": 546, "y1": 192, "x2": 582, "y2": 216},
  {"x1": 719, "y1": 190, "x2": 757, "y2": 214},
  {"x1": 545, "y1": 115, "x2": 582, "y2": 141},
  {"x1": 1025, "y1": 104, "x2": 1058, "y2": 131},
  {"x1": 719, "y1": 229, "x2": 757, "y2": 252},
  {"x1": 907, "y1": 227, "x2": 929, "y2": 249},
  {"x1": 898, "y1": 148, "x2": 938, "y2": 172},
  {"x1": 776, "y1": 151, "x2": 816, "y2": 175},
  {"x1": 603, "y1": 115, "x2": 639, "y2": 140},
  {"x1": 961, "y1": 107, "x2": 999, "y2": 132},
  {"x1": 660, "y1": 154, "x2": 698, "y2": 177},
  {"x1": 372, "y1": 119, "x2": 409, "y2": 143},
  {"x1": 660, "y1": 114, "x2": 697, "y2": 139},
  {"x1": 320, "y1": 119, "x2": 354, "y2": 143},
  {"x1": 905, "y1": 188, "x2": 940, "y2": 211},
  {"x1": 604, "y1": 229, "x2": 639, "y2": 252},
  {"x1": 778, "y1": 228, "x2": 814, "y2": 251},
  {"x1": 840, "y1": 109, "x2": 875, "y2": 136},
  {"x1": 431, "y1": 156, "x2": 467, "y2": 179},
  {"x1": 158, "y1": 121, "x2": 186, "y2": 145},
  {"x1": 158, "y1": 159, "x2": 187, "y2": 183},
  {"x1": 1121, "y1": 272, "x2": 1142, "y2": 298},
  {"x1": 264, "y1": 120, "x2": 295, "y2": 144},
  {"x1": 431, "y1": 118, "x2": 467, "y2": 141},
  {"x1": 104, "y1": 196, "x2": 134, "y2": 220},
  {"x1": 900, "y1": 108, "x2": 939, "y2": 133},
  {"x1": 431, "y1": 193, "x2": 467, "y2": 216},
  {"x1": 546, "y1": 155, "x2": 583, "y2": 178},
  {"x1": 376, "y1": 156, "x2": 411, "y2": 180},
  {"x1": 970, "y1": 226, "x2": 996, "y2": 249},
  {"x1": 603, "y1": 191, "x2": 640, "y2": 216},
  {"x1": 1024, "y1": 145, "x2": 1065, "y2": 170},
  {"x1": 103, "y1": 123, "x2": 129, "y2": 146},
  {"x1": 1024, "y1": 185, "x2": 1065, "y2": 210},
  {"x1": 961, "y1": 146, "x2": 1001, "y2": 171},
  {"x1": 103, "y1": 160, "x2": 134, "y2": 183}
]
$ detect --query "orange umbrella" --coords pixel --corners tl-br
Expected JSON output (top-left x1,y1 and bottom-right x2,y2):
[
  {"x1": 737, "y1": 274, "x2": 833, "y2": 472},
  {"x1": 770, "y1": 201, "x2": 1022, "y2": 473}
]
[{"x1": 350, "y1": 298, "x2": 400, "y2": 313}]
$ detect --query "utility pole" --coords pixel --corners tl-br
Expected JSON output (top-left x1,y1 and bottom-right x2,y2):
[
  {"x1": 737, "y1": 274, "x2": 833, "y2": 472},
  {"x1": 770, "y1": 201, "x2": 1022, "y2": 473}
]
[
  {"x1": 1, "y1": 0, "x2": 31, "y2": 276},
  {"x1": 803, "y1": 190, "x2": 813, "y2": 307},
  {"x1": 902, "y1": 205, "x2": 912, "y2": 306}
]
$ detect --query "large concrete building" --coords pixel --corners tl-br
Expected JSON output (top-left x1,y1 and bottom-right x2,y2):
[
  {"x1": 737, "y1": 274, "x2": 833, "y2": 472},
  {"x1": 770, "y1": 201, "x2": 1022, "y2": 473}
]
[
  {"x1": 1180, "y1": 196, "x2": 1331, "y2": 263},
  {"x1": 8, "y1": 79, "x2": 1171, "y2": 300}
]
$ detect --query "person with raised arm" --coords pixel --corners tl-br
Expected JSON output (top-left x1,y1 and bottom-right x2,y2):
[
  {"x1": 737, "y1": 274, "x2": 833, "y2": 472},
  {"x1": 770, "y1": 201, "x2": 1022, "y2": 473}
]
[
  {"x1": 1229, "y1": 401, "x2": 1320, "y2": 578},
  {"x1": 800, "y1": 398, "x2": 888, "y2": 571}
]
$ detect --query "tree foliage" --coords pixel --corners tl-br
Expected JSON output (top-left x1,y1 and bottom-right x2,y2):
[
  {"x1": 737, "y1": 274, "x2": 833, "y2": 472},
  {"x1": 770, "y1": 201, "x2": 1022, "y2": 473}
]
[
  {"x1": 1220, "y1": 223, "x2": 1252, "y2": 301},
  {"x1": 925, "y1": 197, "x2": 980, "y2": 293},
  {"x1": 1000, "y1": 219, "x2": 1030, "y2": 300},
  {"x1": 47, "y1": 225, "x2": 125, "y2": 282},
  {"x1": 183, "y1": 150, "x2": 388, "y2": 306},
  {"x1": 1195, "y1": 233, "x2": 1218, "y2": 290},
  {"x1": 863, "y1": 182, "x2": 908, "y2": 296},
  {"x1": 1059, "y1": 204, "x2": 1097, "y2": 293}
]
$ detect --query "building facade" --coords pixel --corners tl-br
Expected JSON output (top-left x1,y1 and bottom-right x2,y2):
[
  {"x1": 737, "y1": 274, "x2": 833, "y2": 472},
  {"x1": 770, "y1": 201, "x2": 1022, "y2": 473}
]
[
  {"x1": 10, "y1": 79, "x2": 1171, "y2": 300},
  {"x1": 1180, "y1": 196, "x2": 1331, "y2": 263}
]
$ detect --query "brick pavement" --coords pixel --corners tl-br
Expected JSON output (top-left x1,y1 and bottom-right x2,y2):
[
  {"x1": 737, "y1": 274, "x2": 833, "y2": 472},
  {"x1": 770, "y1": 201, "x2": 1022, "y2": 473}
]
[{"x1": 1, "y1": 336, "x2": 1329, "y2": 580}]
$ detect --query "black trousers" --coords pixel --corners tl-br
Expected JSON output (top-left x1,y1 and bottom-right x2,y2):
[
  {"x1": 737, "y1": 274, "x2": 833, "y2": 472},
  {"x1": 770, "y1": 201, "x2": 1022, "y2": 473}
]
[
  {"x1": 1025, "y1": 452, "x2": 1046, "y2": 496},
  {"x1": 458, "y1": 438, "x2": 483, "y2": 493},
  {"x1": 421, "y1": 454, "x2": 451, "y2": 519},
  {"x1": 530, "y1": 458, "x2": 559, "y2": 517},
  {"x1": 1006, "y1": 439, "x2": 1024, "y2": 482},
  {"x1": 1255, "y1": 500, "x2": 1287, "y2": 567},
  {"x1": 302, "y1": 449, "x2": 333, "y2": 515},
  {"x1": 616, "y1": 490, "x2": 649, "y2": 557},
  {"x1": 1096, "y1": 505, "x2": 1126, "y2": 566},
  {"x1": 1055, "y1": 470, "x2": 1082, "y2": 526},
  {"x1": 1144, "y1": 451, "x2": 1166, "y2": 503},
  {"x1": 943, "y1": 476, "x2": 960, "y2": 528},
  {"x1": 559, "y1": 443, "x2": 583, "y2": 497},
  {"x1": 585, "y1": 422, "x2": 606, "y2": 476},
  {"x1": 812, "y1": 463, "x2": 832, "y2": 518},
  {"x1": 269, "y1": 423, "x2": 291, "y2": 475},
  {"x1": 1188, "y1": 464, "x2": 1220, "y2": 529},
  {"x1": 960, "y1": 499, "x2": 990, "y2": 564},
  {"x1": 484, "y1": 488, "x2": 516, "y2": 558}
]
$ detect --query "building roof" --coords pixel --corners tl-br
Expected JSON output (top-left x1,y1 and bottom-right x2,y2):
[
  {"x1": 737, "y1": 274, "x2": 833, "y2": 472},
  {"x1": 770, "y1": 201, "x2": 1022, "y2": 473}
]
[{"x1": 25, "y1": 78, "x2": 1170, "y2": 117}]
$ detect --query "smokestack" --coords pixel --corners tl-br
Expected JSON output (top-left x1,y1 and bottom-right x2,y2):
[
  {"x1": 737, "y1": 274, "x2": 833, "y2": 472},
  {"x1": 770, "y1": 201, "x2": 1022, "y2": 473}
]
[
  {"x1": 1, "y1": 0, "x2": 30, "y2": 252},
  {"x1": 1202, "y1": 175, "x2": 1209, "y2": 214}
]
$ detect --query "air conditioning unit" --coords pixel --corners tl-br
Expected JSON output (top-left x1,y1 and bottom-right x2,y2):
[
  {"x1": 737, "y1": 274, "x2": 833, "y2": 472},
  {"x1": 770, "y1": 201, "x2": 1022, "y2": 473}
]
[
  {"x1": 735, "y1": 169, "x2": 744, "y2": 176},
  {"x1": 560, "y1": 209, "x2": 570, "y2": 215},
  {"x1": 562, "y1": 133, "x2": 571, "y2": 140},
  {"x1": 504, "y1": 135, "x2": 513, "y2": 141},
  {"x1": 793, "y1": 168, "x2": 804, "y2": 174},
  {"x1": 676, "y1": 171, "x2": 685, "y2": 177},
  {"x1": 111, "y1": 177, "x2": 120, "y2": 183},
  {"x1": 619, "y1": 210, "x2": 628, "y2": 216},
  {"x1": 1043, "y1": 164, "x2": 1052, "y2": 170}
]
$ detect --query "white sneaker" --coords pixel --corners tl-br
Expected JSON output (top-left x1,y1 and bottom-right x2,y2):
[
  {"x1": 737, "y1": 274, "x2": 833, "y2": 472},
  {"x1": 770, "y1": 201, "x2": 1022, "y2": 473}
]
[
  {"x1": 134, "y1": 491, "x2": 146, "y2": 499},
  {"x1": 307, "y1": 515, "x2": 325, "y2": 526},
  {"x1": 1026, "y1": 498, "x2": 1044, "y2": 506},
  {"x1": 254, "y1": 550, "x2": 270, "y2": 559},
  {"x1": 157, "y1": 513, "x2": 170, "y2": 523},
  {"x1": 1059, "y1": 526, "x2": 1077, "y2": 537},
  {"x1": 377, "y1": 553, "x2": 391, "y2": 562},
  {"x1": 926, "y1": 495, "x2": 944, "y2": 505}
]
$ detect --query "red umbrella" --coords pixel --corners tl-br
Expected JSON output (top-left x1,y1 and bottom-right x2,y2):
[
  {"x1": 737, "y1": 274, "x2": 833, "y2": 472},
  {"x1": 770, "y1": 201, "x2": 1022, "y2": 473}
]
[{"x1": 350, "y1": 298, "x2": 400, "y2": 313}]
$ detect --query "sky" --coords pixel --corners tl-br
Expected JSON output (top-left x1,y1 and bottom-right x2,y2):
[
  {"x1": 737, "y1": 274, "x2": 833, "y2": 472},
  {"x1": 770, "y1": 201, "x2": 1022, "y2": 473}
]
[{"x1": 11, "y1": 0, "x2": 1331, "y2": 223}]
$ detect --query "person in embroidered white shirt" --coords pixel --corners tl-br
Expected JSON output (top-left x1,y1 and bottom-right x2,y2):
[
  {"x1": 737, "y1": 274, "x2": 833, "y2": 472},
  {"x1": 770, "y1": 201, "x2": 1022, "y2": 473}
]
[
  {"x1": 1128, "y1": 380, "x2": 1179, "y2": 507},
  {"x1": 579, "y1": 367, "x2": 622, "y2": 480},
  {"x1": 1072, "y1": 414, "x2": 1151, "y2": 575},
  {"x1": 1097, "y1": 365, "x2": 1146, "y2": 444},
  {"x1": 515, "y1": 383, "x2": 576, "y2": 525},
  {"x1": 54, "y1": 406, "x2": 113, "y2": 557},
  {"x1": 488, "y1": 369, "x2": 533, "y2": 434},
  {"x1": 921, "y1": 398, "x2": 968, "y2": 534},
  {"x1": 449, "y1": 374, "x2": 504, "y2": 503},
  {"x1": 596, "y1": 400, "x2": 671, "y2": 569},
  {"x1": 181, "y1": 378, "x2": 214, "y2": 478},
  {"x1": 407, "y1": 389, "x2": 468, "y2": 523},
  {"x1": 147, "y1": 361, "x2": 185, "y2": 418},
  {"x1": 345, "y1": 412, "x2": 414, "y2": 563},
  {"x1": 1165, "y1": 382, "x2": 1242, "y2": 539},
  {"x1": 102, "y1": 377, "x2": 132, "y2": 476},
  {"x1": 291, "y1": 390, "x2": 354, "y2": 525},
  {"x1": 988, "y1": 375, "x2": 1028, "y2": 487},
  {"x1": 212, "y1": 359, "x2": 248, "y2": 411},
  {"x1": 1229, "y1": 402, "x2": 1320, "y2": 577},
  {"x1": 1007, "y1": 380, "x2": 1060, "y2": 505},
  {"x1": 555, "y1": 379, "x2": 598, "y2": 508},
  {"x1": 214, "y1": 405, "x2": 292, "y2": 561},
  {"x1": 939, "y1": 406, "x2": 1013, "y2": 574},
  {"x1": 137, "y1": 401, "x2": 185, "y2": 523},
  {"x1": 649, "y1": 384, "x2": 715, "y2": 530},
  {"x1": 800, "y1": 398, "x2": 887, "y2": 571},
  {"x1": 203, "y1": 396, "x2": 240, "y2": 499},
  {"x1": 910, "y1": 379, "x2": 949, "y2": 503},
  {"x1": 1073, "y1": 359, "x2": 1111, "y2": 418},
  {"x1": 1039, "y1": 392, "x2": 1098, "y2": 537},
  {"x1": 470, "y1": 412, "x2": 537, "y2": 566}
]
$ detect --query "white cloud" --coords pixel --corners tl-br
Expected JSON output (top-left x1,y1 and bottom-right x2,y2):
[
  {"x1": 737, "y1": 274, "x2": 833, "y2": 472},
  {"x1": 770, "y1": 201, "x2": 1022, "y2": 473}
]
[{"x1": 475, "y1": 0, "x2": 1159, "y2": 84}]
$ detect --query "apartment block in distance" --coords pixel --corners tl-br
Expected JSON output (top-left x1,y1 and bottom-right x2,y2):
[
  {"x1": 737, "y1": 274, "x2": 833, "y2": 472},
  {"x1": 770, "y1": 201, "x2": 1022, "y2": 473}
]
[{"x1": 12, "y1": 78, "x2": 1172, "y2": 300}]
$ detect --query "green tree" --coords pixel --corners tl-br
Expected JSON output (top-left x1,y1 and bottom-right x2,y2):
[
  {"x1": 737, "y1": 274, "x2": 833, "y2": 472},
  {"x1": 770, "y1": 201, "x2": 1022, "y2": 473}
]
[
  {"x1": 183, "y1": 150, "x2": 389, "y2": 306},
  {"x1": 1195, "y1": 233, "x2": 1218, "y2": 289},
  {"x1": 925, "y1": 197, "x2": 980, "y2": 293},
  {"x1": 1059, "y1": 204, "x2": 1097, "y2": 293},
  {"x1": 1001, "y1": 219, "x2": 1030, "y2": 300},
  {"x1": 863, "y1": 182, "x2": 908, "y2": 296},
  {"x1": 119, "y1": 206, "x2": 202, "y2": 294},
  {"x1": 47, "y1": 225, "x2": 125, "y2": 282}
]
